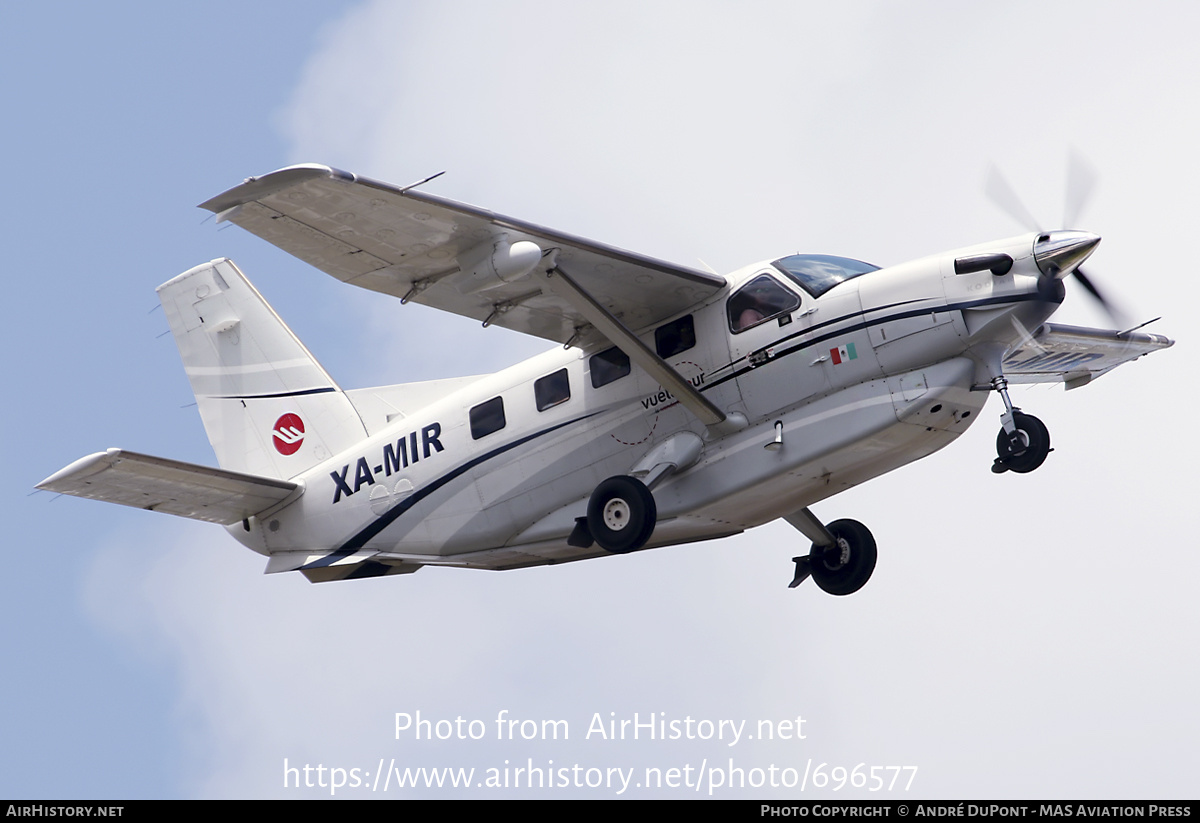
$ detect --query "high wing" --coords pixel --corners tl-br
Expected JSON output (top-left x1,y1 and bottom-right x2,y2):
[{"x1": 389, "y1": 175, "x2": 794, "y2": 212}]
[
  {"x1": 1001, "y1": 322, "x2": 1174, "y2": 390},
  {"x1": 37, "y1": 449, "x2": 300, "y2": 525},
  {"x1": 199, "y1": 164, "x2": 726, "y2": 346}
]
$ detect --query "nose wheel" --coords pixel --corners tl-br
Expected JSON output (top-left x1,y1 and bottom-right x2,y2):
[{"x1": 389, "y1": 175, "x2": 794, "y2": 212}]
[{"x1": 993, "y1": 410, "x2": 1051, "y2": 474}]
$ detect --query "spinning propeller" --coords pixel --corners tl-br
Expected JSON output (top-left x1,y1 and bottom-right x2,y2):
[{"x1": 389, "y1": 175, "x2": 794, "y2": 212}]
[{"x1": 985, "y1": 153, "x2": 1128, "y2": 328}]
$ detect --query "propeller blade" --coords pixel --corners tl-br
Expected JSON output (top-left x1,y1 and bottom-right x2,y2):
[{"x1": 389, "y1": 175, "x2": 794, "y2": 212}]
[
  {"x1": 1073, "y1": 266, "x2": 1129, "y2": 329},
  {"x1": 1072, "y1": 266, "x2": 1106, "y2": 304},
  {"x1": 986, "y1": 165, "x2": 1042, "y2": 232},
  {"x1": 1064, "y1": 149, "x2": 1098, "y2": 229},
  {"x1": 1010, "y1": 315, "x2": 1047, "y2": 355}
]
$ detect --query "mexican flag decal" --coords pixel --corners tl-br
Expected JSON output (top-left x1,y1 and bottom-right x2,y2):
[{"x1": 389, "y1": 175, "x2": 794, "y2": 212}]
[{"x1": 830, "y1": 342, "x2": 858, "y2": 365}]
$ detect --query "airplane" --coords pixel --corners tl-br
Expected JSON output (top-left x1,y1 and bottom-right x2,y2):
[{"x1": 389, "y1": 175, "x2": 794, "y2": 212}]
[{"x1": 37, "y1": 164, "x2": 1174, "y2": 594}]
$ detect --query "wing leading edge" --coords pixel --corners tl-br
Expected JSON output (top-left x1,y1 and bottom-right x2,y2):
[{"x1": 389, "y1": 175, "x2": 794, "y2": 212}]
[{"x1": 199, "y1": 164, "x2": 727, "y2": 346}]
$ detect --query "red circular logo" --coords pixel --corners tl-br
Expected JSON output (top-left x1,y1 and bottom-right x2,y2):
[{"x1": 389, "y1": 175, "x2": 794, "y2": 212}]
[{"x1": 272, "y1": 413, "x2": 305, "y2": 455}]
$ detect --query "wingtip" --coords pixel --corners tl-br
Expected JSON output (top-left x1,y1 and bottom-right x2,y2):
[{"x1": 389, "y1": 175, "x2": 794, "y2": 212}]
[
  {"x1": 198, "y1": 164, "x2": 352, "y2": 213},
  {"x1": 36, "y1": 450, "x2": 119, "y2": 491}
]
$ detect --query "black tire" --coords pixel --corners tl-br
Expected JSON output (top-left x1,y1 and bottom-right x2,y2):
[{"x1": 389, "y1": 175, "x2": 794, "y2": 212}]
[
  {"x1": 809, "y1": 519, "x2": 877, "y2": 596},
  {"x1": 587, "y1": 476, "x2": 657, "y2": 554},
  {"x1": 995, "y1": 411, "x2": 1050, "y2": 473}
]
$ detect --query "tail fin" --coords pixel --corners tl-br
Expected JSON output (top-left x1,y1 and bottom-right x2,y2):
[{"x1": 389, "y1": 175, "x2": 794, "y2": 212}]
[{"x1": 158, "y1": 259, "x2": 367, "y2": 479}]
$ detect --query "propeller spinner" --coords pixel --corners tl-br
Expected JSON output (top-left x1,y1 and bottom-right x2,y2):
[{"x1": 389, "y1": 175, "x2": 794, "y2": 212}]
[{"x1": 986, "y1": 158, "x2": 1125, "y2": 327}]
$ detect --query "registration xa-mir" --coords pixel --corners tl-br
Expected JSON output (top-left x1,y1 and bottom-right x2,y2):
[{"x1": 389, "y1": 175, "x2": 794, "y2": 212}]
[{"x1": 38, "y1": 165, "x2": 1173, "y2": 594}]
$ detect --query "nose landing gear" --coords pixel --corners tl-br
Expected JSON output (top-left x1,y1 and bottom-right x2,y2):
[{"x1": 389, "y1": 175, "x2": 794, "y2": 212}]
[
  {"x1": 993, "y1": 410, "x2": 1051, "y2": 474},
  {"x1": 989, "y1": 375, "x2": 1052, "y2": 474}
]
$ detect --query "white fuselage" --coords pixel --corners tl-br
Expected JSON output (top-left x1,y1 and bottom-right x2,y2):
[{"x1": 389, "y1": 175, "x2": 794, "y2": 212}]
[{"x1": 231, "y1": 232, "x2": 1051, "y2": 571}]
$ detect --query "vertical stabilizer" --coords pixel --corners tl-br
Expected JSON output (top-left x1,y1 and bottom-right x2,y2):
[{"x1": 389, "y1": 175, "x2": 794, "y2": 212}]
[{"x1": 158, "y1": 259, "x2": 366, "y2": 479}]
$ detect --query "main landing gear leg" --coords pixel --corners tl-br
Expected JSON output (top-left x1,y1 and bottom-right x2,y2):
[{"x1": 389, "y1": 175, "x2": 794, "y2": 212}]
[
  {"x1": 989, "y1": 375, "x2": 1052, "y2": 474},
  {"x1": 784, "y1": 509, "x2": 877, "y2": 595}
]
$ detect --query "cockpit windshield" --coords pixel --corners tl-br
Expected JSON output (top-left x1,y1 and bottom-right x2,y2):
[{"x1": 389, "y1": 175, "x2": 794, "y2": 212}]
[{"x1": 772, "y1": 254, "x2": 880, "y2": 298}]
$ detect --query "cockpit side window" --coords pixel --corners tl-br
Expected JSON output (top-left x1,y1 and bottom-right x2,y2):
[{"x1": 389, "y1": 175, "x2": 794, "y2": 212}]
[
  {"x1": 772, "y1": 254, "x2": 880, "y2": 298},
  {"x1": 727, "y1": 274, "x2": 801, "y2": 333}
]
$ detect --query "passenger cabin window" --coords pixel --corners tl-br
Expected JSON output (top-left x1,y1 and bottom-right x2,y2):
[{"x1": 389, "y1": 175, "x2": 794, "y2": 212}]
[
  {"x1": 535, "y1": 369, "x2": 570, "y2": 411},
  {"x1": 469, "y1": 396, "x2": 506, "y2": 439},
  {"x1": 655, "y1": 314, "x2": 696, "y2": 358},
  {"x1": 772, "y1": 254, "x2": 880, "y2": 298},
  {"x1": 727, "y1": 274, "x2": 801, "y2": 333},
  {"x1": 590, "y1": 347, "x2": 631, "y2": 388}
]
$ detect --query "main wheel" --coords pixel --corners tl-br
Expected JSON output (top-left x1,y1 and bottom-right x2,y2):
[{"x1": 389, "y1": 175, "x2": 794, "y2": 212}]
[
  {"x1": 809, "y1": 519, "x2": 877, "y2": 596},
  {"x1": 587, "y1": 476, "x2": 657, "y2": 554},
  {"x1": 995, "y1": 411, "x2": 1051, "y2": 473}
]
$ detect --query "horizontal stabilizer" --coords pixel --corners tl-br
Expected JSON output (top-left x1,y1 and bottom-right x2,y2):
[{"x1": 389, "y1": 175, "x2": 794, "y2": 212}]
[
  {"x1": 300, "y1": 562, "x2": 422, "y2": 583},
  {"x1": 37, "y1": 449, "x2": 300, "y2": 524},
  {"x1": 262, "y1": 551, "x2": 423, "y2": 583}
]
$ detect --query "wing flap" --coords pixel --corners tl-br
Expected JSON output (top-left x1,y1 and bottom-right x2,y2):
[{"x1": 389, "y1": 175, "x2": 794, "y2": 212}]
[
  {"x1": 37, "y1": 449, "x2": 300, "y2": 525},
  {"x1": 201, "y1": 164, "x2": 726, "y2": 344},
  {"x1": 1002, "y1": 322, "x2": 1174, "y2": 388}
]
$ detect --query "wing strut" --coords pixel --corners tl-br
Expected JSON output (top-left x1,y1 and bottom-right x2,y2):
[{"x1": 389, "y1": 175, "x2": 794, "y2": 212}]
[{"x1": 545, "y1": 265, "x2": 745, "y2": 435}]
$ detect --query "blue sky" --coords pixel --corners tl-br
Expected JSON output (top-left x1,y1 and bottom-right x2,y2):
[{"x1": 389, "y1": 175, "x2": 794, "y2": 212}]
[
  {"x1": 4, "y1": 1, "x2": 1198, "y2": 799},
  {"x1": 3, "y1": 2, "x2": 359, "y2": 796}
]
